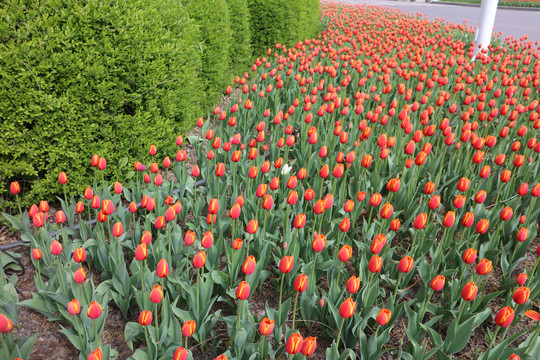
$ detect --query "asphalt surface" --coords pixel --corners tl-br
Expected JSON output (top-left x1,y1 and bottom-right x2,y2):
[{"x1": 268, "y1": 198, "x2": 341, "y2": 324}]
[{"x1": 335, "y1": 0, "x2": 540, "y2": 44}]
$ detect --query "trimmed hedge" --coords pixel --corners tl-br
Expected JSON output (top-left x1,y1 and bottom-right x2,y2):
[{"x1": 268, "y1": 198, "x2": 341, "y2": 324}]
[
  {"x1": 247, "y1": 0, "x2": 321, "y2": 56},
  {"x1": 0, "y1": 0, "x2": 321, "y2": 207},
  {"x1": 182, "y1": 0, "x2": 232, "y2": 109},
  {"x1": 226, "y1": 0, "x2": 252, "y2": 77},
  {"x1": 0, "y1": 0, "x2": 202, "y2": 205}
]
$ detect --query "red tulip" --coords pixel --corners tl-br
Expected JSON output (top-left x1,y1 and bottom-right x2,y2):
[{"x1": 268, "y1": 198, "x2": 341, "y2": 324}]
[
  {"x1": 476, "y1": 258, "x2": 493, "y2": 275},
  {"x1": 398, "y1": 256, "x2": 414, "y2": 273},
  {"x1": 156, "y1": 258, "x2": 170, "y2": 278},
  {"x1": 87, "y1": 301, "x2": 102, "y2": 319},
  {"x1": 461, "y1": 281, "x2": 478, "y2": 301},
  {"x1": 513, "y1": 286, "x2": 530, "y2": 304},
  {"x1": 494, "y1": 306, "x2": 514, "y2": 327},
  {"x1": 150, "y1": 284, "x2": 163, "y2": 303},
  {"x1": 242, "y1": 255, "x2": 256, "y2": 275},
  {"x1": 259, "y1": 317, "x2": 274, "y2": 336},
  {"x1": 475, "y1": 219, "x2": 489, "y2": 234},
  {"x1": 138, "y1": 310, "x2": 153, "y2": 326},
  {"x1": 193, "y1": 251, "x2": 206, "y2": 268},
  {"x1": 135, "y1": 243, "x2": 148, "y2": 261},
  {"x1": 413, "y1": 213, "x2": 427, "y2": 229},
  {"x1": 293, "y1": 274, "x2": 308, "y2": 292},
  {"x1": 68, "y1": 299, "x2": 81, "y2": 316},
  {"x1": 58, "y1": 171, "x2": 68, "y2": 184},
  {"x1": 370, "y1": 234, "x2": 387, "y2": 254},
  {"x1": 202, "y1": 231, "x2": 214, "y2": 248},
  {"x1": 312, "y1": 233, "x2": 326, "y2": 252},
  {"x1": 368, "y1": 255, "x2": 383, "y2": 273},
  {"x1": 279, "y1": 256, "x2": 294, "y2": 273},
  {"x1": 285, "y1": 333, "x2": 303, "y2": 355},
  {"x1": 32, "y1": 248, "x2": 43, "y2": 261},
  {"x1": 10, "y1": 181, "x2": 21, "y2": 195},
  {"x1": 50, "y1": 240, "x2": 63, "y2": 256},
  {"x1": 246, "y1": 219, "x2": 258, "y2": 234},
  {"x1": 236, "y1": 281, "x2": 250, "y2": 300},
  {"x1": 301, "y1": 336, "x2": 317, "y2": 356},
  {"x1": 112, "y1": 222, "x2": 123, "y2": 237},
  {"x1": 88, "y1": 348, "x2": 103, "y2": 360},
  {"x1": 346, "y1": 276, "x2": 361, "y2": 294},
  {"x1": 173, "y1": 347, "x2": 188, "y2": 360},
  {"x1": 430, "y1": 275, "x2": 445, "y2": 291},
  {"x1": 516, "y1": 273, "x2": 527, "y2": 285},
  {"x1": 74, "y1": 267, "x2": 86, "y2": 284},
  {"x1": 376, "y1": 308, "x2": 392, "y2": 325},
  {"x1": 182, "y1": 320, "x2": 196, "y2": 337},
  {"x1": 140, "y1": 230, "x2": 152, "y2": 245}
]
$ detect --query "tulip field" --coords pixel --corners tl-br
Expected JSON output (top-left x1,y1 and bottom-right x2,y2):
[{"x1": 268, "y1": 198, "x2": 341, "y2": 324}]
[{"x1": 2, "y1": 1, "x2": 540, "y2": 359}]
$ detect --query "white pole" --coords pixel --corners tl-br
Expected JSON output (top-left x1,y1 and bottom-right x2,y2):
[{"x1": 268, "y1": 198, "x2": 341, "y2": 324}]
[{"x1": 473, "y1": 0, "x2": 499, "y2": 59}]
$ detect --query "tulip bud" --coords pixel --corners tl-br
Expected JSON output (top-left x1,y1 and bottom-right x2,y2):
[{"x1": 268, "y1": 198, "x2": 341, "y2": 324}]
[
  {"x1": 279, "y1": 256, "x2": 294, "y2": 273},
  {"x1": 312, "y1": 233, "x2": 326, "y2": 252},
  {"x1": 293, "y1": 274, "x2": 309, "y2": 292},
  {"x1": 193, "y1": 251, "x2": 206, "y2": 268},
  {"x1": 476, "y1": 258, "x2": 493, "y2": 275},
  {"x1": 10, "y1": 181, "x2": 21, "y2": 195},
  {"x1": 236, "y1": 281, "x2": 250, "y2": 300},
  {"x1": 413, "y1": 213, "x2": 427, "y2": 229},
  {"x1": 513, "y1": 286, "x2": 530, "y2": 304},
  {"x1": 346, "y1": 276, "x2": 361, "y2": 294},
  {"x1": 285, "y1": 333, "x2": 303, "y2": 355},
  {"x1": 135, "y1": 243, "x2": 148, "y2": 261},
  {"x1": 58, "y1": 171, "x2": 68, "y2": 184},
  {"x1": 368, "y1": 255, "x2": 383, "y2": 273},
  {"x1": 494, "y1": 306, "x2": 515, "y2": 327},
  {"x1": 150, "y1": 284, "x2": 163, "y2": 303},
  {"x1": 112, "y1": 222, "x2": 123, "y2": 237},
  {"x1": 32, "y1": 248, "x2": 43, "y2": 261},
  {"x1": 430, "y1": 275, "x2": 445, "y2": 291},
  {"x1": 50, "y1": 240, "x2": 63, "y2": 256},
  {"x1": 138, "y1": 310, "x2": 153, "y2": 326},
  {"x1": 259, "y1": 317, "x2": 274, "y2": 336},
  {"x1": 173, "y1": 347, "x2": 188, "y2": 360},
  {"x1": 516, "y1": 273, "x2": 527, "y2": 286},
  {"x1": 156, "y1": 258, "x2": 170, "y2": 278},
  {"x1": 246, "y1": 219, "x2": 258, "y2": 234},
  {"x1": 376, "y1": 308, "x2": 392, "y2": 325},
  {"x1": 88, "y1": 348, "x2": 103, "y2": 360},
  {"x1": 242, "y1": 255, "x2": 257, "y2": 275},
  {"x1": 398, "y1": 256, "x2": 414, "y2": 273},
  {"x1": 67, "y1": 299, "x2": 81, "y2": 316},
  {"x1": 74, "y1": 267, "x2": 86, "y2": 284},
  {"x1": 370, "y1": 234, "x2": 387, "y2": 254},
  {"x1": 461, "y1": 281, "x2": 478, "y2": 301},
  {"x1": 87, "y1": 301, "x2": 102, "y2": 319},
  {"x1": 182, "y1": 320, "x2": 196, "y2": 337},
  {"x1": 475, "y1": 219, "x2": 489, "y2": 234}
]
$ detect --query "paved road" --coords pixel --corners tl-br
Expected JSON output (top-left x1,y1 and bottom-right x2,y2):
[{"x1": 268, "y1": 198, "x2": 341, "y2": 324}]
[{"x1": 335, "y1": 0, "x2": 540, "y2": 44}]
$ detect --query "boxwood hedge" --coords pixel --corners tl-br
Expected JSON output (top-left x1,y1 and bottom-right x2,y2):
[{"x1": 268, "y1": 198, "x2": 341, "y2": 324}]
[{"x1": 0, "y1": 0, "x2": 320, "y2": 207}]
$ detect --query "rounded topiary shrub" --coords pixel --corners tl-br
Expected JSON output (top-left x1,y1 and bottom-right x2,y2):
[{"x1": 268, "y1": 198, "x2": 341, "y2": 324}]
[{"x1": 0, "y1": 0, "x2": 202, "y2": 206}]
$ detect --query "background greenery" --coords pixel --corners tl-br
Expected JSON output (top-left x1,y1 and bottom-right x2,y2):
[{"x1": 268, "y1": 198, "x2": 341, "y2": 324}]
[{"x1": 0, "y1": 0, "x2": 321, "y2": 208}]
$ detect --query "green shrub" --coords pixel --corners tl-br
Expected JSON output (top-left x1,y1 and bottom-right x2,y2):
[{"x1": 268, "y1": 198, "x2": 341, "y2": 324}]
[
  {"x1": 0, "y1": 0, "x2": 202, "y2": 206},
  {"x1": 226, "y1": 0, "x2": 252, "y2": 76},
  {"x1": 182, "y1": 0, "x2": 232, "y2": 109},
  {"x1": 247, "y1": 0, "x2": 321, "y2": 56}
]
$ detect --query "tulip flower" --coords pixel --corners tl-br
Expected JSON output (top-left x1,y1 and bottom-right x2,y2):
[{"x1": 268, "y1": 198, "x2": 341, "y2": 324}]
[
  {"x1": 376, "y1": 308, "x2": 392, "y2": 325},
  {"x1": 259, "y1": 317, "x2": 274, "y2": 335},
  {"x1": 285, "y1": 333, "x2": 303, "y2": 355},
  {"x1": 301, "y1": 336, "x2": 317, "y2": 356},
  {"x1": 462, "y1": 248, "x2": 477, "y2": 264},
  {"x1": 32, "y1": 248, "x2": 43, "y2": 261},
  {"x1": 0, "y1": 314, "x2": 12, "y2": 333},
  {"x1": 476, "y1": 258, "x2": 493, "y2": 275},
  {"x1": 368, "y1": 255, "x2": 383, "y2": 273},
  {"x1": 182, "y1": 320, "x2": 196, "y2": 337},
  {"x1": 68, "y1": 299, "x2": 81, "y2": 316},
  {"x1": 461, "y1": 281, "x2": 478, "y2": 301},
  {"x1": 156, "y1": 258, "x2": 170, "y2": 278},
  {"x1": 173, "y1": 347, "x2": 188, "y2": 360},
  {"x1": 370, "y1": 234, "x2": 387, "y2": 254},
  {"x1": 138, "y1": 310, "x2": 152, "y2": 326},
  {"x1": 494, "y1": 306, "x2": 514, "y2": 327},
  {"x1": 242, "y1": 255, "x2": 256, "y2": 275},
  {"x1": 74, "y1": 267, "x2": 86, "y2": 284},
  {"x1": 202, "y1": 231, "x2": 214, "y2": 248},
  {"x1": 430, "y1": 275, "x2": 446, "y2": 291},
  {"x1": 50, "y1": 240, "x2": 63, "y2": 256},
  {"x1": 236, "y1": 281, "x2": 250, "y2": 300},
  {"x1": 150, "y1": 284, "x2": 163, "y2": 303},
  {"x1": 87, "y1": 301, "x2": 102, "y2": 319},
  {"x1": 279, "y1": 256, "x2": 294, "y2": 273},
  {"x1": 346, "y1": 276, "x2": 361, "y2": 294},
  {"x1": 193, "y1": 251, "x2": 206, "y2": 268},
  {"x1": 512, "y1": 286, "x2": 530, "y2": 304},
  {"x1": 516, "y1": 273, "x2": 527, "y2": 286},
  {"x1": 88, "y1": 348, "x2": 103, "y2": 360}
]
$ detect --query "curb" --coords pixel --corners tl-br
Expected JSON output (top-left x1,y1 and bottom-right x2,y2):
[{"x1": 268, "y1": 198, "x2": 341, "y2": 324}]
[{"x1": 431, "y1": 1, "x2": 540, "y2": 11}]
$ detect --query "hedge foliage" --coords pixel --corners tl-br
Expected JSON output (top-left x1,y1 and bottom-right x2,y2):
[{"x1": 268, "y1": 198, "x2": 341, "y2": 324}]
[
  {"x1": 0, "y1": 0, "x2": 320, "y2": 207},
  {"x1": 247, "y1": 0, "x2": 321, "y2": 56}
]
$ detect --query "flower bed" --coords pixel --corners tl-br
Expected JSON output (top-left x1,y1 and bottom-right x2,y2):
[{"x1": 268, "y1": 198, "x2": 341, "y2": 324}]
[{"x1": 2, "y1": 2, "x2": 540, "y2": 359}]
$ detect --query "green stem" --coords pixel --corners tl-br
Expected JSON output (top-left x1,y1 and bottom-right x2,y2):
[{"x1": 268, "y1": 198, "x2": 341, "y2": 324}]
[
  {"x1": 392, "y1": 272, "x2": 403, "y2": 304},
  {"x1": 197, "y1": 268, "x2": 201, "y2": 313},
  {"x1": 310, "y1": 253, "x2": 319, "y2": 295},
  {"x1": 336, "y1": 317, "x2": 345, "y2": 349},
  {"x1": 94, "y1": 320, "x2": 100, "y2": 347},
  {"x1": 291, "y1": 292, "x2": 299, "y2": 330},
  {"x1": 487, "y1": 326, "x2": 500, "y2": 353},
  {"x1": 455, "y1": 300, "x2": 466, "y2": 325},
  {"x1": 419, "y1": 290, "x2": 433, "y2": 323},
  {"x1": 154, "y1": 301, "x2": 159, "y2": 345},
  {"x1": 278, "y1": 273, "x2": 285, "y2": 324}
]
